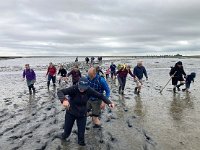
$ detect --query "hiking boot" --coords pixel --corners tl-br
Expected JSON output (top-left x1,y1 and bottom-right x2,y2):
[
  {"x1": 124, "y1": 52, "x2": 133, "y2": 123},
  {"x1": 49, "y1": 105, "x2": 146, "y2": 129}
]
[
  {"x1": 29, "y1": 90, "x2": 32, "y2": 95},
  {"x1": 177, "y1": 87, "x2": 180, "y2": 91},
  {"x1": 53, "y1": 84, "x2": 56, "y2": 87},
  {"x1": 118, "y1": 90, "x2": 121, "y2": 94},
  {"x1": 173, "y1": 87, "x2": 176, "y2": 93},
  {"x1": 33, "y1": 88, "x2": 36, "y2": 94},
  {"x1": 134, "y1": 87, "x2": 138, "y2": 94},
  {"x1": 121, "y1": 90, "x2": 124, "y2": 95},
  {"x1": 55, "y1": 133, "x2": 70, "y2": 142},
  {"x1": 78, "y1": 141, "x2": 86, "y2": 146},
  {"x1": 137, "y1": 91, "x2": 140, "y2": 95},
  {"x1": 182, "y1": 88, "x2": 186, "y2": 92},
  {"x1": 93, "y1": 124, "x2": 102, "y2": 128}
]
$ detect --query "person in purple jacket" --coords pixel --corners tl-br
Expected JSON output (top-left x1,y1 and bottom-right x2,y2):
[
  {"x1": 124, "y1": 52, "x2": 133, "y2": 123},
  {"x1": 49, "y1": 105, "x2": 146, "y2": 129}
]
[{"x1": 23, "y1": 64, "x2": 36, "y2": 95}]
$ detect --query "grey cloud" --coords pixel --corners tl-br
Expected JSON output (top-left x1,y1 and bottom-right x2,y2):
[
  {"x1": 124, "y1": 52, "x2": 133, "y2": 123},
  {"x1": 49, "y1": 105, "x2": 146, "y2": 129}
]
[{"x1": 0, "y1": 0, "x2": 200, "y2": 56}]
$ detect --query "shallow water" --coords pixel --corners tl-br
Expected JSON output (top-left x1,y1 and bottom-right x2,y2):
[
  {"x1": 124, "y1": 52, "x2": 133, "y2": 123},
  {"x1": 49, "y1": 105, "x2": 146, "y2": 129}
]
[{"x1": 0, "y1": 57, "x2": 199, "y2": 150}]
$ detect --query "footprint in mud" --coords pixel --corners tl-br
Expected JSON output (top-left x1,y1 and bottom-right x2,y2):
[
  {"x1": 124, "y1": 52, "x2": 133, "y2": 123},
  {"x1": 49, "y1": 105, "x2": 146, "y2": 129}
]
[
  {"x1": 126, "y1": 119, "x2": 133, "y2": 128},
  {"x1": 5, "y1": 102, "x2": 12, "y2": 105},
  {"x1": 13, "y1": 104, "x2": 19, "y2": 109},
  {"x1": 3, "y1": 98, "x2": 11, "y2": 102},
  {"x1": 107, "y1": 131, "x2": 117, "y2": 142}
]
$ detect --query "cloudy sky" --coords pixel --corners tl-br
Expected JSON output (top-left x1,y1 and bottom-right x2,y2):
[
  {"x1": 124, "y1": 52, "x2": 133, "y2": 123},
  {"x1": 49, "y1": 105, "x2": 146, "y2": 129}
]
[{"x1": 0, "y1": 0, "x2": 200, "y2": 56}]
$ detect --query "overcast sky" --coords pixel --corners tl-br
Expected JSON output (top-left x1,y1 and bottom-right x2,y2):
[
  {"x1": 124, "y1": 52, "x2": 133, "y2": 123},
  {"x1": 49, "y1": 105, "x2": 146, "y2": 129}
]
[{"x1": 0, "y1": 0, "x2": 200, "y2": 56}]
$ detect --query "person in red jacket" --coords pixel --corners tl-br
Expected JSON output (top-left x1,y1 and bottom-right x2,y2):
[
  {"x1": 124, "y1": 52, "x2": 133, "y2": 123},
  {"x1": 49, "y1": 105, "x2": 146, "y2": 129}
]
[
  {"x1": 46, "y1": 62, "x2": 57, "y2": 89},
  {"x1": 116, "y1": 64, "x2": 135, "y2": 94}
]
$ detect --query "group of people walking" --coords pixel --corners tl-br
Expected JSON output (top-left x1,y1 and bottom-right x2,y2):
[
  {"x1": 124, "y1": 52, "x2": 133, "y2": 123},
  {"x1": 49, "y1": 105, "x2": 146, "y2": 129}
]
[{"x1": 22, "y1": 58, "x2": 196, "y2": 146}]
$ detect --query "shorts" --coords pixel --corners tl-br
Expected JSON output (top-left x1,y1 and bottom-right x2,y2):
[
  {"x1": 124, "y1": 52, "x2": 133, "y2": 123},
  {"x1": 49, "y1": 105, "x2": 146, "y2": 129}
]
[
  {"x1": 134, "y1": 79, "x2": 143, "y2": 87},
  {"x1": 87, "y1": 99, "x2": 102, "y2": 117}
]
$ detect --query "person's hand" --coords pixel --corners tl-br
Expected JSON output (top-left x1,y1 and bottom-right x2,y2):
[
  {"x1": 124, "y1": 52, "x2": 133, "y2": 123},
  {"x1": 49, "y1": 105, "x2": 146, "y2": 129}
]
[
  {"x1": 109, "y1": 102, "x2": 115, "y2": 108},
  {"x1": 100, "y1": 102, "x2": 106, "y2": 110},
  {"x1": 63, "y1": 99, "x2": 70, "y2": 109}
]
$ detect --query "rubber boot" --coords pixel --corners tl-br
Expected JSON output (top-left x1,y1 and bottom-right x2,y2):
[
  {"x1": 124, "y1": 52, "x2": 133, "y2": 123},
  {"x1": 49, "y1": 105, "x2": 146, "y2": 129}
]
[
  {"x1": 33, "y1": 87, "x2": 36, "y2": 94},
  {"x1": 29, "y1": 90, "x2": 32, "y2": 95},
  {"x1": 176, "y1": 83, "x2": 184, "y2": 91},
  {"x1": 118, "y1": 86, "x2": 121, "y2": 94},
  {"x1": 173, "y1": 87, "x2": 176, "y2": 93},
  {"x1": 47, "y1": 81, "x2": 50, "y2": 89},
  {"x1": 134, "y1": 87, "x2": 138, "y2": 94}
]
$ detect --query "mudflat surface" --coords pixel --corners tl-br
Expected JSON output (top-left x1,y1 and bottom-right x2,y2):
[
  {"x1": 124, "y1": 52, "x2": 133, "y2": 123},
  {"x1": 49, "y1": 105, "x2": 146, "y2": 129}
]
[{"x1": 0, "y1": 57, "x2": 199, "y2": 150}]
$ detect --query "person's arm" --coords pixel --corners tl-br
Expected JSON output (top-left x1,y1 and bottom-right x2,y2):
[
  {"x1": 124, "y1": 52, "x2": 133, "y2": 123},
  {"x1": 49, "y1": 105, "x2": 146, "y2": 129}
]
[
  {"x1": 57, "y1": 69, "x2": 61, "y2": 75},
  {"x1": 46, "y1": 67, "x2": 49, "y2": 76},
  {"x1": 53, "y1": 67, "x2": 57, "y2": 76},
  {"x1": 32, "y1": 70, "x2": 36, "y2": 80},
  {"x1": 57, "y1": 86, "x2": 74, "y2": 103},
  {"x1": 64, "y1": 69, "x2": 67, "y2": 74},
  {"x1": 128, "y1": 69, "x2": 135, "y2": 78},
  {"x1": 67, "y1": 70, "x2": 72, "y2": 77},
  {"x1": 23, "y1": 70, "x2": 26, "y2": 78},
  {"x1": 88, "y1": 87, "x2": 112, "y2": 105},
  {"x1": 143, "y1": 67, "x2": 148, "y2": 79},
  {"x1": 79, "y1": 70, "x2": 82, "y2": 77},
  {"x1": 100, "y1": 77, "x2": 110, "y2": 98},
  {"x1": 182, "y1": 67, "x2": 186, "y2": 76}
]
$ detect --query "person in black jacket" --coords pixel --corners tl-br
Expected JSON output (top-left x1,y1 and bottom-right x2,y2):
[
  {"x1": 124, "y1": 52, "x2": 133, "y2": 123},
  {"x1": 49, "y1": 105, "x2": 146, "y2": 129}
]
[
  {"x1": 57, "y1": 65, "x2": 67, "y2": 84},
  {"x1": 57, "y1": 77, "x2": 114, "y2": 146},
  {"x1": 169, "y1": 61, "x2": 186, "y2": 93}
]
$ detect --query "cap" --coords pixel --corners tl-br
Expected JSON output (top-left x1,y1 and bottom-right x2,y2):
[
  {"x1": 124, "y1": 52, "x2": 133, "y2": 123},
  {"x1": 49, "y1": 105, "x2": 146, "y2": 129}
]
[
  {"x1": 177, "y1": 61, "x2": 182, "y2": 65},
  {"x1": 191, "y1": 72, "x2": 196, "y2": 78},
  {"x1": 78, "y1": 77, "x2": 89, "y2": 90}
]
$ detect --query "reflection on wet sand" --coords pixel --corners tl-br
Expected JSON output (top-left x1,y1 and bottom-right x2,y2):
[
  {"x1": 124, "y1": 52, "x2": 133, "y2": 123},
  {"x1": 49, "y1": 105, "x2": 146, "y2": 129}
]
[
  {"x1": 170, "y1": 93, "x2": 193, "y2": 121},
  {"x1": 134, "y1": 95, "x2": 145, "y2": 117}
]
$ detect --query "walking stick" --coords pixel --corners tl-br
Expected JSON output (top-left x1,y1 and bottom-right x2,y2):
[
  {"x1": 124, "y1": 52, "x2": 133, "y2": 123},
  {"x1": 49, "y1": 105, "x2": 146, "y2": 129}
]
[{"x1": 160, "y1": 71, "x2": 177, "y2": 93}]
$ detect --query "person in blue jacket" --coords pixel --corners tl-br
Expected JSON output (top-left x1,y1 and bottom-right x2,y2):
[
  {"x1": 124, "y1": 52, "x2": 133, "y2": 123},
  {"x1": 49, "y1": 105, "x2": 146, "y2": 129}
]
[
  {"x1": 110, "y1": 62, "x2": 116, "y2": 79},
  {"x1": 133, "y1": 61, "x2": 148, "y2": 94},
  {"x1": 87, "y1": 67, "x2": 110, "y2": 128}
]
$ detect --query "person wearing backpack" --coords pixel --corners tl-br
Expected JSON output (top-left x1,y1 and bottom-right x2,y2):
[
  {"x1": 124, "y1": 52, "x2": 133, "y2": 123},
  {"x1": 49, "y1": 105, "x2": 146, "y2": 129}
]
[
  {"x1": 87, "y1": 67, "x2": 110, "y2": 128},
  {"x1": 169, "y1": 61, "x2": 186, "y2": 93},
  {"x1": 23, "y1": 64, "x2": 36, "y2": 95},
  {"x1": 116, "y1": 64, "x2": 135, "y2": 94},
  {"x1": 110, "y1": 62, "x2": 116, "y2": 80}
]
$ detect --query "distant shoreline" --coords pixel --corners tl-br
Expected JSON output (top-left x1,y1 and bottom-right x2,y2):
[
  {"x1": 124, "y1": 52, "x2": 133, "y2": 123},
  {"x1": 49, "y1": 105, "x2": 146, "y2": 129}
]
[
  {"x1": 0, "y1": 57, "x2": 23, "y2": 60},
  {"x1": 0, "y1": 55, "x2": 200, "y2": 60}
]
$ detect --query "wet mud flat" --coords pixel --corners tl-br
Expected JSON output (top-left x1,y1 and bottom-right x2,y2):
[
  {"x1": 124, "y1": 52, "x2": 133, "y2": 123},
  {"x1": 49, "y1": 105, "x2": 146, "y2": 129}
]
[{"x1": 0, "y1": 57, "x2": 200, "y2": 150}]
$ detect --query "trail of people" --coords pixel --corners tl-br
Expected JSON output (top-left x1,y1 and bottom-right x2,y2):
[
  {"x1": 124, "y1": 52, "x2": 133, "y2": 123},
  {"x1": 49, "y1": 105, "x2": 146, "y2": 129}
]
[{"x1": 0, "y1": 57, "x2": 199, "y2": 150}]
